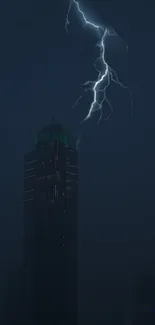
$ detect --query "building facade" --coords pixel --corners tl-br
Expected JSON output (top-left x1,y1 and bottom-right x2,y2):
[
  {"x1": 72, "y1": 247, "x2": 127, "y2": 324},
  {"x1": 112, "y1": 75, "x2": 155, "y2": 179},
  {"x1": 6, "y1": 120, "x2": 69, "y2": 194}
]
[{"x1": 24, "y1": 123, "x2": 78, "y2": 325}]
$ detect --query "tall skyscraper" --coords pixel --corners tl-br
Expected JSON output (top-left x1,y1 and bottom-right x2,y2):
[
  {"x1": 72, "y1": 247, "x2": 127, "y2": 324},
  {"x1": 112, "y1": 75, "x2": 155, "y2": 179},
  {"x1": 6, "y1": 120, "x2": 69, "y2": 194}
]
[{"x1": 24, "y1": 122, "x2": 78, "y2": 325}]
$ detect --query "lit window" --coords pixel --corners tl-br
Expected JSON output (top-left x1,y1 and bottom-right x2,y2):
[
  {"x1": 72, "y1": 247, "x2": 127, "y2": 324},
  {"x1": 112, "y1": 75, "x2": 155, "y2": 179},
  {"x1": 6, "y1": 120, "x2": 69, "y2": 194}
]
[
  {"x1": 56, "y1": 171, "x2": 60, "y2": 181},
  {"x1": 41, "y1": 162, "x2": 45, "y2": 168}
]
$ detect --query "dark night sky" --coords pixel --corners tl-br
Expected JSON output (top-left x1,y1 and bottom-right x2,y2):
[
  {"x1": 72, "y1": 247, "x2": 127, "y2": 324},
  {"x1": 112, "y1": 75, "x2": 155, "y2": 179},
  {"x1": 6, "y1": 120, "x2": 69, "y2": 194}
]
[{"x1": 0, "y1": 0, "x2": 155, "y2": 323}]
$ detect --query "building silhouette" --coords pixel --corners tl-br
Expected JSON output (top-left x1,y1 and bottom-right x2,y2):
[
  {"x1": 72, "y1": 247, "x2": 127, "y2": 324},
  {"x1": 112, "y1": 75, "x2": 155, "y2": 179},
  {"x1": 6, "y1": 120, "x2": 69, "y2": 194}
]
[{"x1": 23, "y1": 122, "x2": 78, "y2": 324}]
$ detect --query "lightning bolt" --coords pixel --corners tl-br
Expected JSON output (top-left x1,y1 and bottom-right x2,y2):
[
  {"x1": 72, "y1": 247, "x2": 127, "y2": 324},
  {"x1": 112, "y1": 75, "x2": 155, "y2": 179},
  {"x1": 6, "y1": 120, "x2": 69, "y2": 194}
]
[{"x1": 65, "y1": 0, "x2": 132, "y2": 123}]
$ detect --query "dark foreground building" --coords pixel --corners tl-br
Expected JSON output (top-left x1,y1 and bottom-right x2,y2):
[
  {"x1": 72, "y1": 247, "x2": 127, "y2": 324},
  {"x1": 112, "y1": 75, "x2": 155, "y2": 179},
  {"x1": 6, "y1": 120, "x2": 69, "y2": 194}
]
[
  {"x1": 3, "y1": 122, "x2": 78, "y2": 325},
  {"x1": 24, "y1": 122, "x2": 78, "y2": 324}
]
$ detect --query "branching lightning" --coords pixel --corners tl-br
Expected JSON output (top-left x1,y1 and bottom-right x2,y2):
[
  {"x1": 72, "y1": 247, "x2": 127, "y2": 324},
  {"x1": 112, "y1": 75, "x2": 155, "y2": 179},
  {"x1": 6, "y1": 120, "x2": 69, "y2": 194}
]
[{"x1": 65, "y1": 0, "x2": 132, "y2": 123}]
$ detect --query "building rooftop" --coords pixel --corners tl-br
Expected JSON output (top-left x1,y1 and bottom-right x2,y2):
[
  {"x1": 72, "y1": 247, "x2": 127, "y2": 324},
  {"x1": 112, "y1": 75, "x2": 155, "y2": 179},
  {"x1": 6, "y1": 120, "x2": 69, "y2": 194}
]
[{"x1": 35, "y1": 120, "x2": 76, "y2": 149}]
